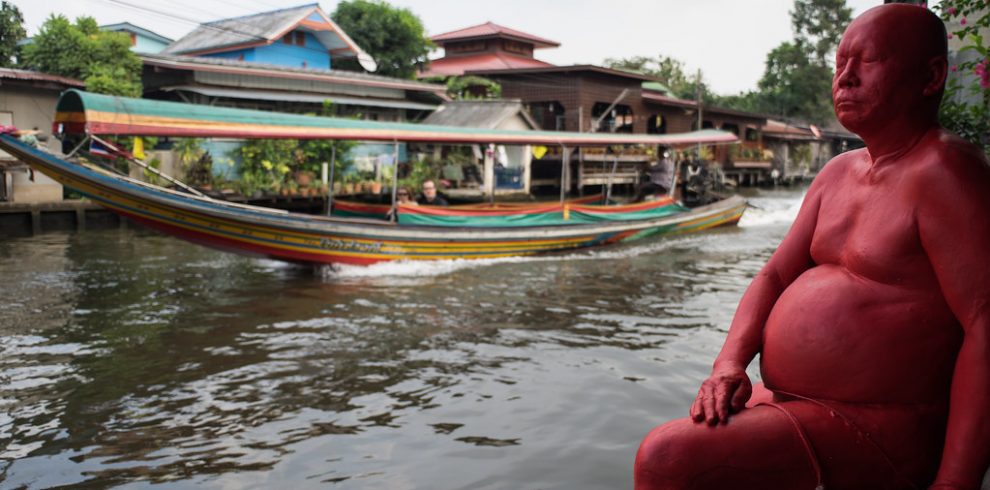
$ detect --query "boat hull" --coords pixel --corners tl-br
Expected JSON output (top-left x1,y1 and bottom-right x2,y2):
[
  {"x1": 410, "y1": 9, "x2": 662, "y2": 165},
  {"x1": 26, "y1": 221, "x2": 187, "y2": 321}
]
[{"x1": 0, "y1": 136, "x2": 746, "y2": 266}]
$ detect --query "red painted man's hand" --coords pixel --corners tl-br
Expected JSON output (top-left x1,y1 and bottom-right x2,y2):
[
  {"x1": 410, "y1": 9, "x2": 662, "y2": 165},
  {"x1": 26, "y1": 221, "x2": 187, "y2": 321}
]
[{"x1": 689, "y1": 364, "x2": 752, "y2": 425}]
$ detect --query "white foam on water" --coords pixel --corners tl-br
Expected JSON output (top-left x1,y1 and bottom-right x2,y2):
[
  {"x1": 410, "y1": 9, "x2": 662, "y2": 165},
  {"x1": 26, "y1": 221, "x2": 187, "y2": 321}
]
[
  {"x1": 318, "y1": 232, "x2": 700, "y2": 281},
  {"x1": 739, "y1": 192, "x2": 805, "y2": 228}
]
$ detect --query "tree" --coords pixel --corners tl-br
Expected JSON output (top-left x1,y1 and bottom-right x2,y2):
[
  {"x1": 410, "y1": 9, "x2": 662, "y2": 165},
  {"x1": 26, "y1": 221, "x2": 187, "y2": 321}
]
[
  {"x1": 722, "y1": 0, "x2": 851, "y2": 123},
  {"x1": 791, "y1": 0, "x2": 853, "y2": 64},
  {"x1": 938, "y1": 0, "x2": 990, "y2": 156},
  {"x1": 0, "y1": 1, "x2": 25, "y2": 67},
  {"x1": 755, "y1": 42, "x2": 834, "y2": 123},
  {"x1": 21, "y1": 14, "x2": 141, "y2": 96},
  {"x1": 331, "y1": 0, "x2": 433, "y2": 79},
  {"x1": 603, "y1": 54, "x2": 718, "y2": 102}
]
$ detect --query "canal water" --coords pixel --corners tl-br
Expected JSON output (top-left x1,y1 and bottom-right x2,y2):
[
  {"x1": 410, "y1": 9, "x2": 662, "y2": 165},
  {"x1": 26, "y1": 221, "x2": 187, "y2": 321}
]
[{"x1": 0, "y1": 187, "x2": 804, "y2": 489}]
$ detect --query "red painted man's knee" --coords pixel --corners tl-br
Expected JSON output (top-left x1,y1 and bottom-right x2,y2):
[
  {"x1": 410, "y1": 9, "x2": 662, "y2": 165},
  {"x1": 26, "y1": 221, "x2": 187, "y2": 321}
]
[{"x1": 634, "y1": 419, "x2": 701, "y2": 490}]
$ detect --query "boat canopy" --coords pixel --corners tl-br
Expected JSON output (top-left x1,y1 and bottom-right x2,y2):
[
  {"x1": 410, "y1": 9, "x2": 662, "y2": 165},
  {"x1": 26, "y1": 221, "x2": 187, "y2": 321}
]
[{"x1": 54, "y1": 89, "x2": 737, "y2": 147}]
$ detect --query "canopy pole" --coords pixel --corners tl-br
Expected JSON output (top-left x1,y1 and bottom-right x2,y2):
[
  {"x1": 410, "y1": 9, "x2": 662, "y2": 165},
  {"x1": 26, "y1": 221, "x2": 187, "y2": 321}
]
[
  {"x1": 559, "y1": 145, "x2": 569, "y2": 203},
  {"x1": 389, "y1": 141, "x2": 400, "y2": 222},
  {"x1": 90, "y1": 134, "x2": 206, "y2": 198},
  {"x1": 325, "y1": 145, "x2": 336, "y2": 216},
  {"x1": 670, "y1": 157, "x2": 683, "y2": 203},
  {"x1": 66, "y1": 135, "x2": 91, "y2": 158},
  {"x1": 606, "y1": 148, "x2": 622, "y2": 203}
]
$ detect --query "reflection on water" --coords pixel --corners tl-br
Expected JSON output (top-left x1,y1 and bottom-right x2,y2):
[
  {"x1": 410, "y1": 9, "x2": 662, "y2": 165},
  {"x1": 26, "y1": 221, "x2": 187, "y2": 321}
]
[{"x1": 0, "y1": 188, "x2": 803, "y2": 489}]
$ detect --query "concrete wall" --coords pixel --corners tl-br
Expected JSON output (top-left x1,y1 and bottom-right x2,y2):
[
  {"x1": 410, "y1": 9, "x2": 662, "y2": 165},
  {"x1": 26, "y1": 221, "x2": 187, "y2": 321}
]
[{"x1": 0, "y1": 85, "x2": 65, "y2": 203}]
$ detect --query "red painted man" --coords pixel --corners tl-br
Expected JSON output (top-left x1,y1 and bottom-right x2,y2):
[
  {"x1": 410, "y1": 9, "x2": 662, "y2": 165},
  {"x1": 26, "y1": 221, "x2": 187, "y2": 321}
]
[{"x1": 634, "y1": 4, "x2": 990, "y2": 489}]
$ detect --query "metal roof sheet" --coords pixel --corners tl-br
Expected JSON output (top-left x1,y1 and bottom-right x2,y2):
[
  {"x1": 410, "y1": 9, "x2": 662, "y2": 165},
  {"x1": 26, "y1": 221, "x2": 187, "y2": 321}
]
[
  {"x1": 421, "y1": 100, "x2": 538, "y2": 130},
  {"x1": 142, "y1": 53, "x2": 447, "y2": 95},
  {"x1": 419, "y1": 52, "x2": 554, "y2": 77},
  {"x1": 431, "y1": 22, "x2": 560, "y2": 48},
  {"x1": 161, "y1": 3, "x2": 372, "y2": 69},
  {"x1": 0, "y1": 68, "x2": 84, "y2": 87}
]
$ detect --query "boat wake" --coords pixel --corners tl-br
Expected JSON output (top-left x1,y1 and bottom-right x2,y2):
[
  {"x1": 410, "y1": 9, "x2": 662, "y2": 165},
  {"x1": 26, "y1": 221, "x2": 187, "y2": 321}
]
[
  {"x1": 318, "y1": 233, "x2": 705, "y2": 281},
  {"x1": 739, "y1": 192, "x2": 805, "y2": 228}
]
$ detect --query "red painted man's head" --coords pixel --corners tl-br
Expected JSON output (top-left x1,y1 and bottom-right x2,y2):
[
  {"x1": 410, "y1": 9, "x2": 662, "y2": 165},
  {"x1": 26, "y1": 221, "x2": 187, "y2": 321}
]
[{"x1": 833, "y1": 4, "x2": 947, "y2": 136}]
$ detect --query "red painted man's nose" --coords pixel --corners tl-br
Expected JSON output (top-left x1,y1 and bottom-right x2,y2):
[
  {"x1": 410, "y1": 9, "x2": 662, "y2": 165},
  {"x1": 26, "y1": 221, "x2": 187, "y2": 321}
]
[{"x1": 835, "y1": 61, "x2": 860, "y2": 88}]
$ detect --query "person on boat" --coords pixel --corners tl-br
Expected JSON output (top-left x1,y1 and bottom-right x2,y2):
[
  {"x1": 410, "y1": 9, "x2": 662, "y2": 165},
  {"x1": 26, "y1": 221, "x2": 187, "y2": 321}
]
[
  {"x1": 396, "y1": 186, "x2": 418, "y2": 206},
  {"x1": 635, "y1": 152, "x2": 675, "y2": 201},
  {"x1": 417, "y1": 180, "x2": 448, "y2": 206},
  {"x1": 634, "y1": 4, "x2": 990, "y2": 489}
]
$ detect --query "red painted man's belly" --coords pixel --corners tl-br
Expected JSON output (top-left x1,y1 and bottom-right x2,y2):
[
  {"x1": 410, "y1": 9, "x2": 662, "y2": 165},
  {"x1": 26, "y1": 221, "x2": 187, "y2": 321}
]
[{"x1": 761, "y1": 265, "x2": 961, "y2": 404}]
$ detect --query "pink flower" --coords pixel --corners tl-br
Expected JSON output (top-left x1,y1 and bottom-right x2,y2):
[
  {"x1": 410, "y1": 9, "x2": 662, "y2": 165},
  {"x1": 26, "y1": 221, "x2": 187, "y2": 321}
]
[
  {"x1": 951, "y1": 65, "x2": 958, "y2": 72},
  {"x1": 961, "y1": 17, "x2": 967, "y2": 25},
  {"x1": 947, "y1": 6, "x2": 957, "y2": 15},
  {"x1": 948, "y1": 33, "x2": 954, "y2": 39}
]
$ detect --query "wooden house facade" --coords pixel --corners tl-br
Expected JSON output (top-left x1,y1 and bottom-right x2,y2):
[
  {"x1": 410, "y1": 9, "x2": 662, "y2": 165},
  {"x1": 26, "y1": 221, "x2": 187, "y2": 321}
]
[{"x1": 470, "y1": 66, "x2": 769, "y2": 191}]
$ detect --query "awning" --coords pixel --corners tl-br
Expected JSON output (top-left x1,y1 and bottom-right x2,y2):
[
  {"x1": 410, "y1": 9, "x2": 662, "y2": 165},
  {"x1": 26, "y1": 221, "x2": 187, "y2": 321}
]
[
  {"x1": 164, "y1": 85, "x2": 439, "y2": 111},
  {"x1": 55, "y1": 90, "x2": 738, "y2": 147},
  {"x1": 732, "y1": 161, "x2": 773, "y2": 169}
]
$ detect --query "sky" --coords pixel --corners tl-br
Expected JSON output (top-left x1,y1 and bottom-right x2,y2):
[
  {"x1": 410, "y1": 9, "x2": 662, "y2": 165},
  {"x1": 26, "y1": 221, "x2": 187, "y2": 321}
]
[{"x1": 12, "y1": 0, "x2": 933, "y2": 95}]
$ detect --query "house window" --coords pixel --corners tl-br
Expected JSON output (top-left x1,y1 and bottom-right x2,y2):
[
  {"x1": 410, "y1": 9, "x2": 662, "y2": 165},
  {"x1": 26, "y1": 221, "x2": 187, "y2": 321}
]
[
  {"x1": 129, "y1": 33, "x2": 136, "y2": 46},
  {"x1": 295, "y1": 31, "x2": 305, "y2": 46},
  {"x1": 502, "y1": 40, "x2": 531, "y2": 56},
  {"x1": 447, "y1": 41, "x2": 485, "y2": 54},
  {"x1": 591, "y1": 102, "x2": 633, "y2": 133},
  {"x1": 647, "y1": 114, "x2": 667, "y2": 134}
]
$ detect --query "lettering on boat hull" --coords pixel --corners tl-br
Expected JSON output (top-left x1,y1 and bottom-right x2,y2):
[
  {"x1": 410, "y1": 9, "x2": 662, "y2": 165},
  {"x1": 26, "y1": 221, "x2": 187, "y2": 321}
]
[{"x1": 320, "y1": 237, "x2": 383, "y2": 254}]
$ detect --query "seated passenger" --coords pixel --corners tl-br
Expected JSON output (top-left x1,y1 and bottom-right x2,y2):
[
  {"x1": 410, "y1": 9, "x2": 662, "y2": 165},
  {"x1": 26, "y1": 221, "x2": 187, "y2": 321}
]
[
  {"x1": 635, "y1": 154, "x2": 674, "y2": 201},
  {"x1": 396, "y1": 186, "x2": 418, "y2": 206},
  {"x1": 417, "y1": 179, "x2": 449, "y2": 206}
]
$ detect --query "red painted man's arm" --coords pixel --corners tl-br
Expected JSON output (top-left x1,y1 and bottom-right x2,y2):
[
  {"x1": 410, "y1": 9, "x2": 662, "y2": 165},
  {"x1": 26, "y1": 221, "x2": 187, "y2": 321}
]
[
  {"x1": 690, "y1": 158, "x2": 833, "y2": 424},
  {"x1": 919, "y1": 142, "x2": 990, "y2": 489}
]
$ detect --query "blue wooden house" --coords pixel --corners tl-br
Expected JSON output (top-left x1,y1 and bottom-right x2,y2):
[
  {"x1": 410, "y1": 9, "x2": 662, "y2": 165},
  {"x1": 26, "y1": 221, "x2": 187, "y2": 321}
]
[
  {"x1": 163, "y1": 3, "x2": 376, "y2": 71},
  {"x1": 100, "y1": 22, "x2": 173, "y2": 54}
]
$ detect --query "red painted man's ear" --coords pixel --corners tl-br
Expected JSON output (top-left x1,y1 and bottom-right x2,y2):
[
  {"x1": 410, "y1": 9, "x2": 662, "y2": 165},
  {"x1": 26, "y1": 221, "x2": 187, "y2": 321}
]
[{"x1": 923, "y1": 55, "x2": 948, "y2": 97}]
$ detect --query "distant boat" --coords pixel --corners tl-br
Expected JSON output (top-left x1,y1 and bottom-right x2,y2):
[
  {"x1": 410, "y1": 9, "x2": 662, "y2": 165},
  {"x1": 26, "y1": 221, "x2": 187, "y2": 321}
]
[{"x1": 0, "y1": 90, "x2": 745, "y2": 266}]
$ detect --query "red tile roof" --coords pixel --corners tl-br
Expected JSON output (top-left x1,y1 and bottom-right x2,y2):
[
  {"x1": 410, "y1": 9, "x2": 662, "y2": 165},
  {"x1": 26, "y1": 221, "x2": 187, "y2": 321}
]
[
  {"x1": 430, "y1": 22, "x2": 559, "y2": 48},
  {"x1": 419, "y1": 52, "x2": 554, "y2": 77},
  {"x1": 0, "y1": 68, "x2": 84, "y2": 87}
]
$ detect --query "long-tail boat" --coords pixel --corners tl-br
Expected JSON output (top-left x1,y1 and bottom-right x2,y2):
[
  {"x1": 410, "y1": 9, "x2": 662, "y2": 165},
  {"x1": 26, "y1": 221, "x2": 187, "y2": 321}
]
[{"x1": 0, "y1": 90, "x2": 746, "y2": 266}]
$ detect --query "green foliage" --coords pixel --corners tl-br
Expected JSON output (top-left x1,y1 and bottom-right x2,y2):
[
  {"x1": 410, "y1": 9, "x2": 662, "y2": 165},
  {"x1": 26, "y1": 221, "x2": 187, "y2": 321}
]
[
  {"x1": 719, "y1": 1, "x2": 849, "y2": 124},
  {"x1": 938, "y1": 0, "x2": 990, "y2": 156},
  {"x1": 331, "y1": 0, "x2": 433, "y2": 79},
  {"x1": 22, "y1": 14, "x2": 142, "y2": 96},
  {"x1": 442, "y1": 75, "x2": 502, "y2": 99},
  {"x1": 603, "y1": 55, "x2": 719, "y2": 102},
  {"x1": 0, "y1": 1, "x2": 25, "y2": 67},
  {"x1": 756, "y1": 42, "x2": 834, "y2": 123},
  {"x1": 791, "y1": 0, "x2": 853, "y2": 64},
  {"x1": 398, "y1": 154, "x2": 440, "y2": 190},
  {"x1": 172, "y1": 138, "x2": 214, "y2": 187},
  {"x1": 238, "y1": 139, "x2": 298, "y2": 195}
]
